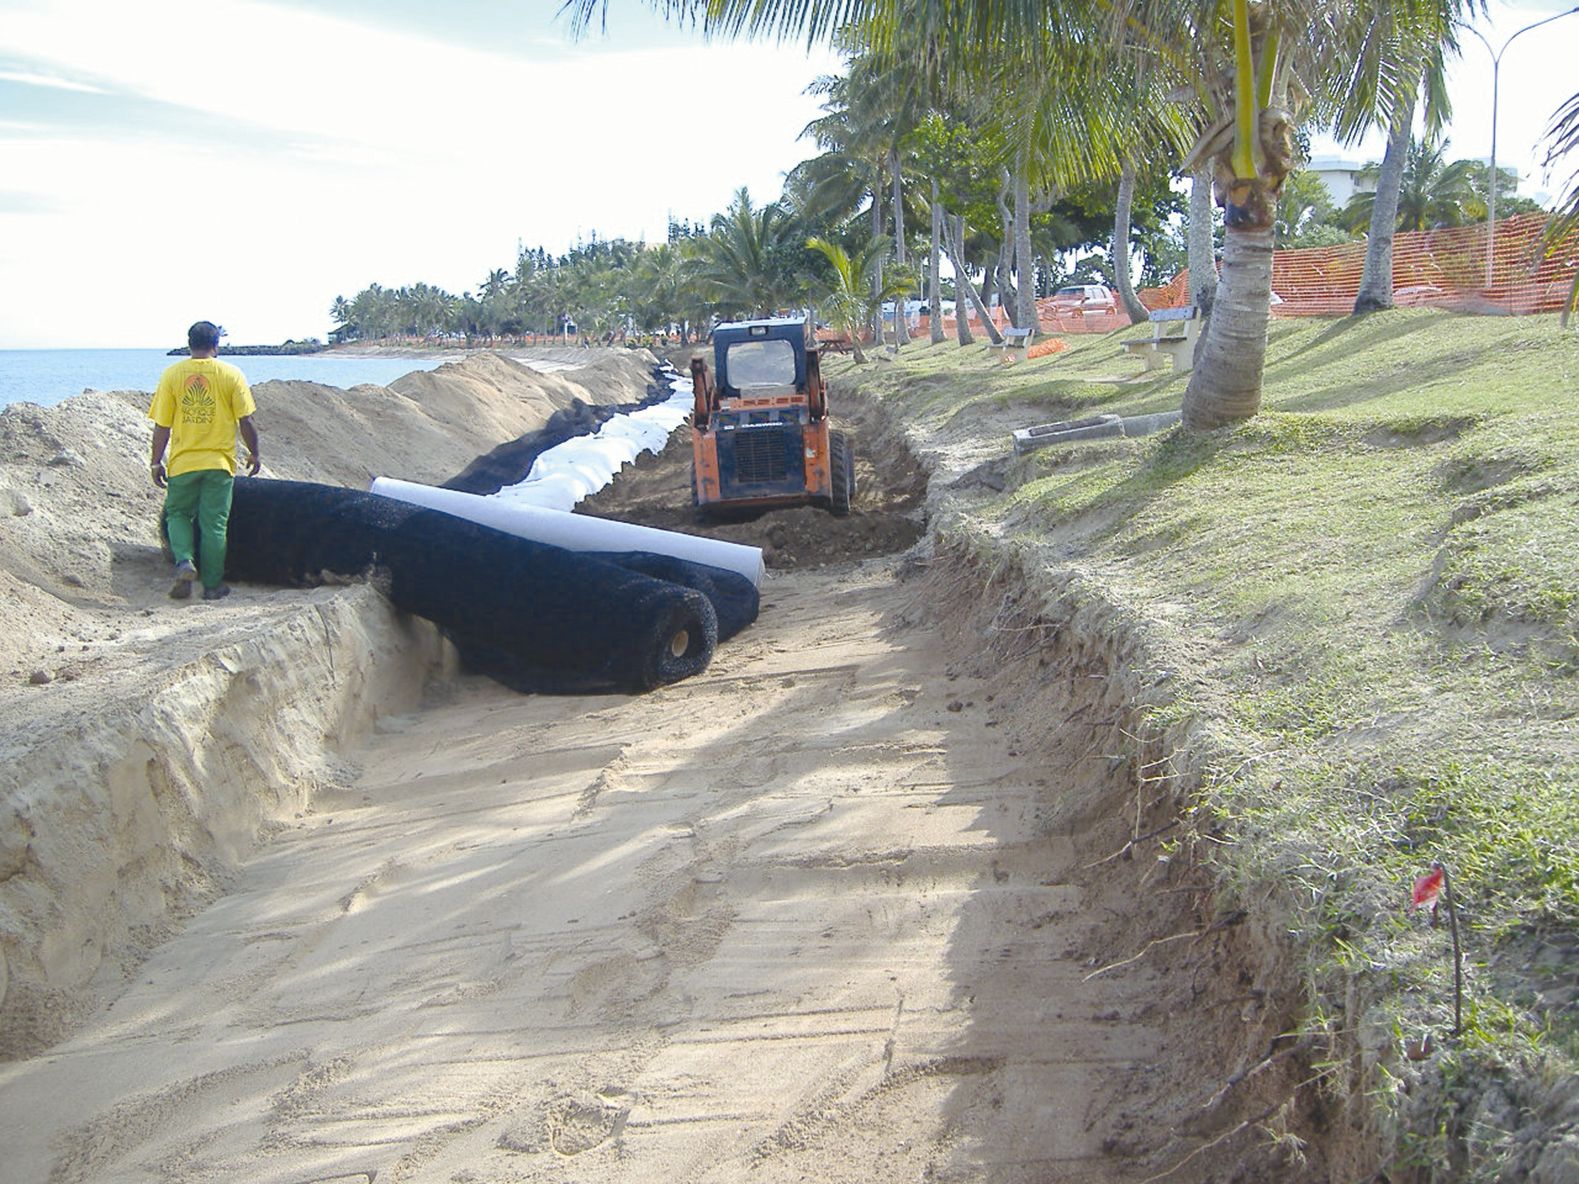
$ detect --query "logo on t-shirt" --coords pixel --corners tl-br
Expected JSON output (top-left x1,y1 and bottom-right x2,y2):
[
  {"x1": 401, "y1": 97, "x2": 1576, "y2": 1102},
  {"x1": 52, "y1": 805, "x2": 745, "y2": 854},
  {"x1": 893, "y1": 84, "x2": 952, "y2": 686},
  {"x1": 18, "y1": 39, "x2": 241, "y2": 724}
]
[{"x1": 181, "y1": 373, "x2": 216, "y2": 425}]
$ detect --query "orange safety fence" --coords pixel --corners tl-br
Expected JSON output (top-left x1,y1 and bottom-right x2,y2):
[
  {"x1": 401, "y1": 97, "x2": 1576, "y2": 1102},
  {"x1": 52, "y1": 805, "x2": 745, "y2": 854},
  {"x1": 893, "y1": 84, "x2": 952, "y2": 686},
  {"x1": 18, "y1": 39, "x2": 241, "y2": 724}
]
[
  {"x1": 1138, "y1": 212, "x2": 1578, "y2": 318},
  {"x1": 821, "y1": 214, "x2": 1575, "y2": 353},
  {"x1": 898, "y1": 212, "x2": 1576, "y2": 343},
  {"x1": 908, "y1": 304, "x2": 1134, "y2": 340},
  {"x1": 1026, "y1": 338, "x2": 1070, "y2": 359}
]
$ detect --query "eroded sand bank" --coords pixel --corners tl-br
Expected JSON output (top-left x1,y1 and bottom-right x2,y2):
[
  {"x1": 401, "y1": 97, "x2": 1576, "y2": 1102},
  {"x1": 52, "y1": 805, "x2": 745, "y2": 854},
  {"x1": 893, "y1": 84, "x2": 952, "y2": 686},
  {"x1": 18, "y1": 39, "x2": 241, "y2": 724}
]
[{"x1": 0, "y1": 349, "x2": 659, "y2": 1055}]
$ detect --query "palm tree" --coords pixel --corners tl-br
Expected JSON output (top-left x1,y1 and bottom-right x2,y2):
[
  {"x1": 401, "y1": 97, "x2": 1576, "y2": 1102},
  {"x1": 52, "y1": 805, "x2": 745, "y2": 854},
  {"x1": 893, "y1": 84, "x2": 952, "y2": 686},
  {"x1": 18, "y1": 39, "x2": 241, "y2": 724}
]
[
  {"x1": 1541, "y1": 90, "x2": 1579, "y2": 325},
  {"x1": 909, "y1": 112, "x2": 1008, "y2": 345},
  {"x1": 807, "y1": 236, "x2": 915, "y2": 362},
  {"x1": 1322, "y1": 0, "x2": 1464, "y2": 314},
  {"x1": 1273, "y1": 169, "x2": 1337, "y2": 246},
  {"x1": 1343, "y1": 137, "x2": 1486, "y2": 232},
  {"x1": 1351, "y1": 97, "x2": 1416, "y2": 312},
  {"x1": 1188, "y1": 163, "x2": 1218, "y2": 312},
  {"x1": 1112, "y1": 163, "x2": 1150, "y2": 322},
  {"x1": 329, "y1": 295, "x2": 355, "y2": 342},
  {"x1": 689, "y1": 187, "x2": 810, "y2": 318},
  {"x1": 629, "y1": 243, "x2": 686, "y2": 337},
  {"x1": 800, "y1": 67, "x2": 898, "y2": 343}
]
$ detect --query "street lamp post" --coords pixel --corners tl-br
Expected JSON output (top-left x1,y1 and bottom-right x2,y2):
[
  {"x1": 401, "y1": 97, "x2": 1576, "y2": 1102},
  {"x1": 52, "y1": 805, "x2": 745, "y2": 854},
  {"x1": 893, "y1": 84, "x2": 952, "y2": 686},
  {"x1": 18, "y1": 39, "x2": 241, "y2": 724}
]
[{"x1": 1464, "y1": 6, "x2": 1579, "y2": 288}]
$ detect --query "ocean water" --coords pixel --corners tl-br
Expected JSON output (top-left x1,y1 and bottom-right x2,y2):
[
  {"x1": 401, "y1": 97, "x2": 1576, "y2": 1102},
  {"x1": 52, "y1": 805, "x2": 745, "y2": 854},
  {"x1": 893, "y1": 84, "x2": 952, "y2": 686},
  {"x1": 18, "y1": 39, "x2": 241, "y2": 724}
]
[{"x1": 0, "y1": 349, "x2": 450, "y2": 409}]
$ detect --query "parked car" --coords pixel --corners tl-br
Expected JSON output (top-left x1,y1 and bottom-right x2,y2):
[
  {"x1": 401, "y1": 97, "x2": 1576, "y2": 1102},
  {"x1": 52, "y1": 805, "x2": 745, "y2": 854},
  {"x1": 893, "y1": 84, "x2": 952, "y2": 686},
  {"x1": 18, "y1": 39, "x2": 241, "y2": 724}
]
[{"x1": 1049, "y1": 284, "x2": 1116, "y2": 313}]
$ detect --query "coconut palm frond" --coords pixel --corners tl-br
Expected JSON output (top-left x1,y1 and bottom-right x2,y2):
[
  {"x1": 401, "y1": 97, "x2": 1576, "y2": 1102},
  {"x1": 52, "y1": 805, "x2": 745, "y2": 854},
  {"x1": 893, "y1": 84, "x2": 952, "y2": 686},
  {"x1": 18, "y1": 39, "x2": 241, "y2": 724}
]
[{"x1": 1541, "y1": 91, "x2": 1579, "y2": 325}]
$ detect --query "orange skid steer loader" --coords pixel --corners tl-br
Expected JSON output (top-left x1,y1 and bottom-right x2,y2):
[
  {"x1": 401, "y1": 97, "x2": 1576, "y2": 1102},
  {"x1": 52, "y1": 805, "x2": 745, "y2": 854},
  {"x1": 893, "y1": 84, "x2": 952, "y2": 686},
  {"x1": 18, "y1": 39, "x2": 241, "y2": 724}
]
[{"x1": 689, "y1": 318, "x2": 854, "y2": 517}]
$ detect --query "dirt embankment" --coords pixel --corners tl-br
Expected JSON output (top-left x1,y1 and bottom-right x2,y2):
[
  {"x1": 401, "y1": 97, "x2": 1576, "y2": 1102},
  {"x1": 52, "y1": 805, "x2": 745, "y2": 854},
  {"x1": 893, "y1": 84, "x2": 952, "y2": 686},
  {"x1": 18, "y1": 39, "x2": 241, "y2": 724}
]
[
  {"x1": 0, "y1": 350, "x2": 658, "y2": 1056},
  {"x1": 578, "y1": 394, "x2": 929, "y2": 569}
]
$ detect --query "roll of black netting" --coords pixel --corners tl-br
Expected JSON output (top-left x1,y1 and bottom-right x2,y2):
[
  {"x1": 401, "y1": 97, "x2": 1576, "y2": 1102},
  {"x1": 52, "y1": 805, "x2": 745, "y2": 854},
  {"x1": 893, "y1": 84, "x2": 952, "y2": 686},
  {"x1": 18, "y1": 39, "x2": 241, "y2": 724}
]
[
  {"x1": 583, "y1": 551, "x2": 757, "y2": 642},
  {"x1": 226, "y1": 478, "x2": 729, "y2": 693}
]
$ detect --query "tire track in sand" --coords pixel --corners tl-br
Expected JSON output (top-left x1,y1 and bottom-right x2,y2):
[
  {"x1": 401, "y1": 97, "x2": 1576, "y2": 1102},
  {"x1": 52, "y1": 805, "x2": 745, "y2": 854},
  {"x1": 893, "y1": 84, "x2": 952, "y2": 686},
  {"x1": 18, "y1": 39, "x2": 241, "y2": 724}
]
[{"x1": 0, "y1": 556, "x2": 1181, "y2": 1184}]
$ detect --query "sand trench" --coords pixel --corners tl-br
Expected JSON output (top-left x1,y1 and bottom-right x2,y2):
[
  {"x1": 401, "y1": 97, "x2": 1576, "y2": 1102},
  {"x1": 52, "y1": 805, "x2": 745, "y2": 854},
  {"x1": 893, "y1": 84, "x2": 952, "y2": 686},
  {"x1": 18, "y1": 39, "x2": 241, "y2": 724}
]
[{"x1": 0, "y1": 354, "x2": 1330, "y2": 1181}]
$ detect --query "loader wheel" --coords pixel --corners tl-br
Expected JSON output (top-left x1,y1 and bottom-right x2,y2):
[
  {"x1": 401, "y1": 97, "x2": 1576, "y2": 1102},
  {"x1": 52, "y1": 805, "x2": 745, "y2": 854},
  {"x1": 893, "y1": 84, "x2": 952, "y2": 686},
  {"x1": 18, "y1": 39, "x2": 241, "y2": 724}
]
[{"x1": 829, "y1": 430, "x2": 855, "y2": 517}]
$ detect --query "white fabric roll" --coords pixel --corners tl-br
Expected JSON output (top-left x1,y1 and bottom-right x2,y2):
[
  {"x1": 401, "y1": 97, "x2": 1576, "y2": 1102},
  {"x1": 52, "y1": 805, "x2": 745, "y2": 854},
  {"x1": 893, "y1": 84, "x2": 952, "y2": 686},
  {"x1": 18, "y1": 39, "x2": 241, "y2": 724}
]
[
  {"x1": 368, "y1": 477, "x2": 766, "y2": 588},
  {"x1": 484, "y1": 377, "x2": 693, "y2": 512}
]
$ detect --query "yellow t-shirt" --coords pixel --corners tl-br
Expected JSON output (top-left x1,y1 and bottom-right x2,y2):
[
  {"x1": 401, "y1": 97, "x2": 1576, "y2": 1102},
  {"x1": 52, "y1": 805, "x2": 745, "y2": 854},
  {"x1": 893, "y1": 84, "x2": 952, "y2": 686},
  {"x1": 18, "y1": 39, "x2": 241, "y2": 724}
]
[{"x1": 147, "y1": 358, "x2": 256, "y2": 477}]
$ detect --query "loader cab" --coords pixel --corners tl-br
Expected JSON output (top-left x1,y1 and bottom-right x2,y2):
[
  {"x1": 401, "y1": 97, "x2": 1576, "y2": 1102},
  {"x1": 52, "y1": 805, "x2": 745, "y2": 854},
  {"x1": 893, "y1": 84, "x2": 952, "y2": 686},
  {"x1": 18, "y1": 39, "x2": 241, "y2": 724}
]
[
  {"x1": 691, "y1": 317, "x2": 849, "y2": 516},
  {"x1": 713, "y1": 318, "x2": 813, "y2": 402}
]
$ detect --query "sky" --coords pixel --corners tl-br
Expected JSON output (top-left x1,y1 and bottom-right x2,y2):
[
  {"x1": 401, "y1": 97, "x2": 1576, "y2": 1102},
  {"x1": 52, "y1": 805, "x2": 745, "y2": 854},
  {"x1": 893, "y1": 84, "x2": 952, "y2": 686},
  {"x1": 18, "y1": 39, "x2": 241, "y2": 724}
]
[
  {"x1": 0, "y1": 0, "x2": 841, "y2": 348},
  {"x1": 0, "y1": 0, "x2": 1575, "y2": 349},
  {"x1": 1309, "y1": 0, "x2": 1579, "y2": 190}
]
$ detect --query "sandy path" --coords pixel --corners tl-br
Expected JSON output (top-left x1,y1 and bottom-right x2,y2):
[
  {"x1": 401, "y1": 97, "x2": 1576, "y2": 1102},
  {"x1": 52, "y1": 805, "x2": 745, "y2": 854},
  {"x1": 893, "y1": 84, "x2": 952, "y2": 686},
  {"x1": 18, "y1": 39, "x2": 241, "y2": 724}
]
[{"x1": 0, "y1": 558, "x2": 1162, "y2": 1183}]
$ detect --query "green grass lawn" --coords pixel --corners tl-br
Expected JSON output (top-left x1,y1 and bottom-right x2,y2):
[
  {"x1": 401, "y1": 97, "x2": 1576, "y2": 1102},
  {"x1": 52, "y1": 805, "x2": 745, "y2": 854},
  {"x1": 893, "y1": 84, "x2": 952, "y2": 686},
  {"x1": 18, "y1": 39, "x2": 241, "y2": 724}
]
[{"x1": 836, "y1": 310, "x2": 1579, "y2": 1179}]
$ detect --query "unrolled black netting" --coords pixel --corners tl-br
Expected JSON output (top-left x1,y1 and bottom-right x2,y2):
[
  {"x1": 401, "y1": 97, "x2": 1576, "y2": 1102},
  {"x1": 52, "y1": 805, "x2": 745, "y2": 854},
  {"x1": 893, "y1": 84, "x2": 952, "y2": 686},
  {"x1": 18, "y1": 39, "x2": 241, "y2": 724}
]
[{"x1": 225, "y1": 478, "x2": 759, "y2": 693}]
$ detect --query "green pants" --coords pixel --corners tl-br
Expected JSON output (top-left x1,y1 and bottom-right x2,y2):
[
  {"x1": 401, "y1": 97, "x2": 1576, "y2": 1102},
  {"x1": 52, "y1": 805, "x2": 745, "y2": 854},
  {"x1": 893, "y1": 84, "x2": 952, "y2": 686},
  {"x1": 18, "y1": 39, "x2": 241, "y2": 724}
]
[{"x1": 163, "y1": 469, "x2": 234, "y2": 590}]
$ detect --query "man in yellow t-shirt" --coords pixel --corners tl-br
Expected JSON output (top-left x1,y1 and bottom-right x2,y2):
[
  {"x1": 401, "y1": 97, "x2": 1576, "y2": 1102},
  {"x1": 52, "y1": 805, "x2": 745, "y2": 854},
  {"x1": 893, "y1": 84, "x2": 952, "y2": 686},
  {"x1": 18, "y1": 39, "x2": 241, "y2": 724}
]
[{"x1": 147, "y1": 320, "x2": 262, "y2": 601}]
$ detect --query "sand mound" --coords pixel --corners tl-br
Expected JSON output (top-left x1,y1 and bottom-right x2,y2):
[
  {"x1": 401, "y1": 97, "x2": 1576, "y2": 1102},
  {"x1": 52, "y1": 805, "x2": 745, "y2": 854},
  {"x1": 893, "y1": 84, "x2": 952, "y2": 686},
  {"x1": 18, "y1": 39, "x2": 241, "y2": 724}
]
[
  {"x1": 577, "y1": 394, "x2": 929, "y2": 569},
  {"x1": 0, "y1": 349, "x2": 659, "y2": 1055},
  {"x1": 255, "y1": 349, "x2": 661, "y2": 490}
]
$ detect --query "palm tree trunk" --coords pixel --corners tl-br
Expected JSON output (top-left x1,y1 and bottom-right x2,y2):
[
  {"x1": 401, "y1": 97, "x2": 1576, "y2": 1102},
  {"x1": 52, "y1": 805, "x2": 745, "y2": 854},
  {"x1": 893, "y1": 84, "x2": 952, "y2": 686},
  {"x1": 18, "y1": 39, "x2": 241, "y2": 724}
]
[
  {"x1": 1182, "y1": 222, "x2": 1274, "y2": 429},
  {"x1": 1353, "y1": 86, "x2": 1417, "y2": 315},
  {"x1": 1188, "y1": 163, "x2": 1217, "y2": 314},
  {"x1": 1180, "y1": 1, "x2": 1294, "y2": 429},
  {"x1": 870, "y1": 188, "x2": 886, "y2": 348},
  {"x1": 930, "y1": 181, "x2": 946, "y2": 345},
  {"x1": 1014, "y1": 156, "x2": 1038, "y2": 330},
  {"x1": 943, "y1": 213, "x2": 997, "y2": 345},
  {"x1": 1113, "y1": 163, "x2": 1149, "y2": 323},
  {"x1": 892, "y1": 148, "x2": 910, "y2": 345},
  {"x1": 995, "y1": 174, "x2": 1017, "y2": 325},
  {"x1": 948, "y1": 214, "x2": 976, "y2": 347}
]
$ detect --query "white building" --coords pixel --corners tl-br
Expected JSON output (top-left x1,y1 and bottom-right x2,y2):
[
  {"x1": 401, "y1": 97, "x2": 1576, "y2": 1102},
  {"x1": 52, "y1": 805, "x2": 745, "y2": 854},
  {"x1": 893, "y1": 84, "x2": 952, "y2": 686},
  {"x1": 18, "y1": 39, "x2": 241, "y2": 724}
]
[{"x1": 1305, "y1": 154, "x2": 1373, "y2": 207}]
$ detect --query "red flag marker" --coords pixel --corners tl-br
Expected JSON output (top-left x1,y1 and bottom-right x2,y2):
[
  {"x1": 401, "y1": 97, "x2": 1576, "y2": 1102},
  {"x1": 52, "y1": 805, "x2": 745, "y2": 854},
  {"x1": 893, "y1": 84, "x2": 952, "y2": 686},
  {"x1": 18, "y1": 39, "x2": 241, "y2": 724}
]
[{"x1": 1412, "y1": 865, "x2": 1444, "y2": 913}]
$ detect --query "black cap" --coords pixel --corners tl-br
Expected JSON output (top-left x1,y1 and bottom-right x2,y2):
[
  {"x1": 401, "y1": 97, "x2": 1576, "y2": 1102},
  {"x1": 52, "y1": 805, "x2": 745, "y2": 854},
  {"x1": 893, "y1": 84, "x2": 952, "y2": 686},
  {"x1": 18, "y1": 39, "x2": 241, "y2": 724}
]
[{"x1": 187, "y1": 321, "x2": 222, "y2": 351}]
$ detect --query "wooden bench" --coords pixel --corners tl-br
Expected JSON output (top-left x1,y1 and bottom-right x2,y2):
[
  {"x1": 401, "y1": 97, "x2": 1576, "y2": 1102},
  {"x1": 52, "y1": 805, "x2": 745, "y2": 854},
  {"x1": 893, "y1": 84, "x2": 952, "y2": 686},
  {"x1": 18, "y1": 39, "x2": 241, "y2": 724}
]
[
  {"x1": 1121, "y1": 307, "x2": 1200, "y2": 372},
  {"x1": 989, "y1": 327, "x2": 1036, "y2": 354}
]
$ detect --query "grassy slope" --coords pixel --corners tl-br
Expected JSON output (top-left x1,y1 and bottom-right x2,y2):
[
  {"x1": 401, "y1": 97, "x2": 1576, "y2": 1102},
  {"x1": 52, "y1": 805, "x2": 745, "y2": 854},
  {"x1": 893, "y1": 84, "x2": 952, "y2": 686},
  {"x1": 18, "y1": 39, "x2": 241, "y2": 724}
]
[{"x1": 836, "y1": 310, "x2": 1579, "y2": 1179}]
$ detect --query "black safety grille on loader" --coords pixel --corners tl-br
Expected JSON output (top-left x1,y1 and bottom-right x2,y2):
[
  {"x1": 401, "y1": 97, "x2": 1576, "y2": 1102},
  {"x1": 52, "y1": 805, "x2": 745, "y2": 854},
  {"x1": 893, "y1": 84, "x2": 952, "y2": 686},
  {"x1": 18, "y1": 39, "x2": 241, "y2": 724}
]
[{"x1": 732, "y1": 426, "x2": 790, "y2": 483}]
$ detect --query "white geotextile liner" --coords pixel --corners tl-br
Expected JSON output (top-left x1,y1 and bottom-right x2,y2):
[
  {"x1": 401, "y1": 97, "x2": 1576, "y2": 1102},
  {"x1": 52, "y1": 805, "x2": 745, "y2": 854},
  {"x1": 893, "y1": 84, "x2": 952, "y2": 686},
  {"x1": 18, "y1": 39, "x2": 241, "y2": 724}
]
[
  {"x1": 368, "y1": 478, "x2": 765, "y2": 587},
  {"x1": 371, "y1": 366, "x2": 767, "y2": 587},
  {"x1": 489, "y1": 371, "x2": 691, "y2": 512}
]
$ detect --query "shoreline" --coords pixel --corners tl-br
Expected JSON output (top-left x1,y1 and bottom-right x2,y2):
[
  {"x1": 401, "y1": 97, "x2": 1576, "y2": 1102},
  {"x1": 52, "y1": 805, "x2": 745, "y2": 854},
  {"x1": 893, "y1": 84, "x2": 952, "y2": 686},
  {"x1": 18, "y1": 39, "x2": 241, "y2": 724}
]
[{"x1": 0, "y1": 346, "x2": 641, "y2": 409}]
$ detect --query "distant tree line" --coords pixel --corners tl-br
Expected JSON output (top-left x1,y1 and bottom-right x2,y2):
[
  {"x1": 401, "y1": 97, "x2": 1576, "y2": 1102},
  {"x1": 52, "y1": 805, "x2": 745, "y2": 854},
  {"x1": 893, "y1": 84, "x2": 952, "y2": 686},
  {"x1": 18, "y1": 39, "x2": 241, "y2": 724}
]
[{"x1": 329, "y1": 30, "x2": 1563, "y2": 362}]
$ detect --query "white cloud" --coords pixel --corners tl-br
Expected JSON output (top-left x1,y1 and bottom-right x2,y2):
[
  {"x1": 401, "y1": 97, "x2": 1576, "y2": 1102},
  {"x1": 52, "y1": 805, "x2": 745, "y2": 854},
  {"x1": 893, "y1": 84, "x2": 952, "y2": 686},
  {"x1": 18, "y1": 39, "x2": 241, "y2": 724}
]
[
  {"x1": 0, "y1": 0, "x2": 839, "y2": 346},
  {"x1": 0, "y1": 68, "x2": 108, "y2": 93}
]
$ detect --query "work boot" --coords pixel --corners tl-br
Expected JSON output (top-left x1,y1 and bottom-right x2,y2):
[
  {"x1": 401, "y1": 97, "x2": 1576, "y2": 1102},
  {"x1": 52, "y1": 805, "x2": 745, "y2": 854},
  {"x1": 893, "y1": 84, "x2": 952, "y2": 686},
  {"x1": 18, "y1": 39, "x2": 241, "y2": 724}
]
[
  {"x1": 202, "y1": 584, "x2": 232, "y2": 601},
  {"x1": 170, "y1": 559, "x2": 198, "y2": 599}
]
